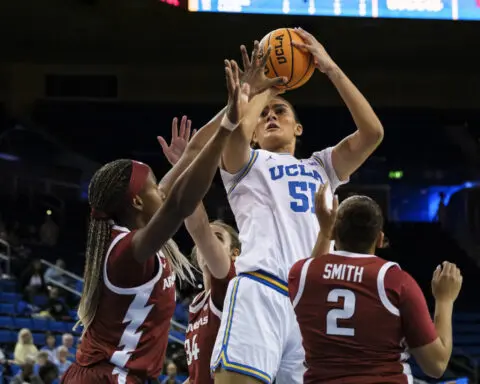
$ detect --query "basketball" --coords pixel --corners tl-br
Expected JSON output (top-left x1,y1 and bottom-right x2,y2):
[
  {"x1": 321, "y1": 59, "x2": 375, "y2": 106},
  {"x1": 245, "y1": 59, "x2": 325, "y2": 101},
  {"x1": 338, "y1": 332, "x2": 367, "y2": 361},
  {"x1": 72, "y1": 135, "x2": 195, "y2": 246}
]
[{"x1": 260, "y1": 28, "x2": 315, "y2": 90}]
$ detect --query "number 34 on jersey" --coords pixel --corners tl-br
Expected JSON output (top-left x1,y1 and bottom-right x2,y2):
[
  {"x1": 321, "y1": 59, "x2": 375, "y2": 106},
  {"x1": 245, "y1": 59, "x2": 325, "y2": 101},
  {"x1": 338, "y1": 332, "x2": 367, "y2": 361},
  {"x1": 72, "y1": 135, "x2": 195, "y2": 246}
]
[{"x1": 185, "y1": 334, "x2": 200, "y2": 365}]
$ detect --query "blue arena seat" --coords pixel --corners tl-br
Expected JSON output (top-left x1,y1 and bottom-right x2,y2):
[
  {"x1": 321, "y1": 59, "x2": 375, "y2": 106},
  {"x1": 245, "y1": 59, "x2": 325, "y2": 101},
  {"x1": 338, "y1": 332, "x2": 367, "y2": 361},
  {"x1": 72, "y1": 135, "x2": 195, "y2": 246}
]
[
  {"x1": 0, "y1": 316, "x2": 14, "y2": 328},
  {"x1": 0, "y1": 303, "x2": 15, "y2": 315},
  {"x1": 49, "y1": 321, "x2": 67, "y2": 333},
  {"x1": 32, "y1": 332, "x2": 46, "y2": 346},
  {"x1": 460, "y1": 346, "x2": 480, "y2": 357},
  {"x1": 10, "y1": 364, "x2": 21, "y2": 376},
  {"x1": 455, "y1": 324, "x2": 480, "y2": 333},
  {"x1": 31, "y1": 318, "x2": 49, "y2": 331},
  {"x1": 454, "y1": 334, "x2": 480, "y2": 345},
  {"x1": 0, "y1": 330, "x2": 15, "y2": 343},
  {"x1": 454, "y1": 312, "x2": 480, "y2": 322},
  {"x1": 68, "y1": 310, "x2": 77, "y2": 319},
  {"x1": 0, "y1": 292, "x2": 21, "y2": 303},
  {"x1": 0, "y1": 279, "x2": 16, "y2": 292},
  {"x1": 14, "y1": 317, "x2": 33, "y2": 330},
  {"x1": 32, "y1": 295, "x2": 48, "y2": 307}
]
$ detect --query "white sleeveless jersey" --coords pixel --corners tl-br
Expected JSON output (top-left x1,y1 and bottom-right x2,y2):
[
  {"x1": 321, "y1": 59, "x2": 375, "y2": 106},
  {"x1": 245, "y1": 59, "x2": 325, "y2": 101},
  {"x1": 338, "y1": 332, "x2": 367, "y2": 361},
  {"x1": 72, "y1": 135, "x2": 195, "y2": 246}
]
[{"x1": 221, "y1": 147, "x2": 348, "y2": 282}]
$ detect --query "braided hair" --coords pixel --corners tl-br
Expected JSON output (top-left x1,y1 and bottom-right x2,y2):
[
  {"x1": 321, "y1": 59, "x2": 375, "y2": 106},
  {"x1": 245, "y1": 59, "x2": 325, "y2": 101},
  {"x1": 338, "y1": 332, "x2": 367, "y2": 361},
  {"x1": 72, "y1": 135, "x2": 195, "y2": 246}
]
[{"x1": 76, "y1": 159, "x2": 194, "y2": 333}]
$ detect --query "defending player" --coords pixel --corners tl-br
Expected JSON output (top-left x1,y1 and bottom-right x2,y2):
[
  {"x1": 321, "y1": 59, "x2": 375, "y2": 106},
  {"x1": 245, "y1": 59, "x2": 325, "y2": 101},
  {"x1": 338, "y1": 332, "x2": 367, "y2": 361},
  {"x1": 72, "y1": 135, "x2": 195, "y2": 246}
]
[
  {"x1": 184, "y1": 216, "x2": 240, "y2": 384},
  {"x1": 289, "y1": 194, "x2": 463, "y2": 383},
  {"x1": 211, "y1": 31, "x2": 384, "y2": 384},
  {"x1": 159, "y1": 121, "x2": 241, "y2": 384},
  {"x1": 61, "y1": 65, "x2": 251, "y2": 384}
]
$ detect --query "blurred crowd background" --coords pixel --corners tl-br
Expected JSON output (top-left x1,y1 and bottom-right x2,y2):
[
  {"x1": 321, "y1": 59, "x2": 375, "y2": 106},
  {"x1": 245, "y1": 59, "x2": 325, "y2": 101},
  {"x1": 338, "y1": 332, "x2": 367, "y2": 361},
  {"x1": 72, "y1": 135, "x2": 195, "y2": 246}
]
[{"x1": 0, "y1": 0, "x2": 479, "y2": 383}]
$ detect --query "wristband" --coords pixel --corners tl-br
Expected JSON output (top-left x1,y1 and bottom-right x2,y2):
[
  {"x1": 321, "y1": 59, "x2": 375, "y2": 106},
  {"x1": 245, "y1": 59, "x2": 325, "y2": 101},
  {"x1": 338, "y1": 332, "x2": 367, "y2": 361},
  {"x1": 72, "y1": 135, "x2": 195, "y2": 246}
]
[{"x1": 221, "y1": 114, "x2": 239, "y2": 132}]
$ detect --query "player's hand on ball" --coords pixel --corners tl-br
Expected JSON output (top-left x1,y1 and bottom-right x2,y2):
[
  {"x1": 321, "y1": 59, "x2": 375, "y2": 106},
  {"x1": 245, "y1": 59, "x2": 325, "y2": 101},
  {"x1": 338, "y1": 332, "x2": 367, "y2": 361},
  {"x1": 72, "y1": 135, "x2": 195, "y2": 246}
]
[
  {"x1": 292, "y1": 27, "x2": 337, "y2": 74},
  {"x1": 224, "y1": 60, "x2": 250, "y2": 128},
  {"x1": 157, "y1": 116, "x2": 196, "y2": 165},
  {"x1": 238, "y1": 40, "x2": 286, "y2": 98},
  {"x1": 314, "y1": 182, "x2": 338, "y2": 238},
  {"x1": 431, "y1": 261, "x2": 463, "y2": 303}
]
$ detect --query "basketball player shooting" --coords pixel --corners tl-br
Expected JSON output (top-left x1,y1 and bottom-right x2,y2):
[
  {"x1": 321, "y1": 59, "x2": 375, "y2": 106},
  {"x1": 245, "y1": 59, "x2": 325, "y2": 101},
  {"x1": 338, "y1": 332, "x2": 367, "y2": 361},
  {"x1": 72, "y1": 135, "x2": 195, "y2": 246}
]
[
  {"x1": 211, "y1": 32, "x2": 384, "y2": 384},
  {"x1": 289, "y1": 195, "x2": 463, "y2": 383}
]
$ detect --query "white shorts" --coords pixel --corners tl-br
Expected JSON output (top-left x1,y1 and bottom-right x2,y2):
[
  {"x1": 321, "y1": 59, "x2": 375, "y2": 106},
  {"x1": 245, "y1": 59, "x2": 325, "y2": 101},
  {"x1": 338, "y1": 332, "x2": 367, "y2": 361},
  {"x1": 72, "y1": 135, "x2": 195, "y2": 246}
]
[{"x1": 210, "y1": 271, "x2": 305, "y2": 384}]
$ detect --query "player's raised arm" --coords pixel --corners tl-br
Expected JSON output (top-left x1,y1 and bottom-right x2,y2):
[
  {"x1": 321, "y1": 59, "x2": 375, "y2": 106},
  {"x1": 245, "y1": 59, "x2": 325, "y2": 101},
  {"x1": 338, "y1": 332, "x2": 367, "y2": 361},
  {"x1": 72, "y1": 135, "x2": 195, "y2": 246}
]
[
  {"x1": 184, "y1": 203, "x2": 232, "y2": 279},
  {"x1": 131, "y1": 66, "x2": 251, "y2": 262},
  {"x1": 158, "y1": 118, "x2": 233, "y2": 279},
  {"x1": 293, "y1": 27, "x2": 384, "y2": 182},
  {"x1": 311, "y1": 182, "x2": 338, "y2": 258},
  {"x1": 157, "y1": 106, "x2": 227, "y2": 196},
  {"x1": 221, "y1": 42, "x2": 286, "y2": 174},
  {"x1": 396, "y1": 262, "x2": 462, "y2": 378}
]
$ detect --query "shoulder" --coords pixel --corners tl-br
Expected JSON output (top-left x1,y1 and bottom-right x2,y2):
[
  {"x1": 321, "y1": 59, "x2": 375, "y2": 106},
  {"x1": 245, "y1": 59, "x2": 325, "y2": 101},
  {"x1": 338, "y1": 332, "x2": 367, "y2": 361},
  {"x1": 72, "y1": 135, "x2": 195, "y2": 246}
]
[
  {"x1": 289, "y1": 258, "x2": 312, "y2": 280},
  {"x1": 308, "y1": 147, "x2": 333, "y2": 168},
  {"x1": 307, "y1": 147, "x2": 349, "y2": 191},
  {"x1": 108, "y1": 228, "x2": 135, "y2": 258},
  {"x1": 288, "y1": 258, "x2": 315, "y2": 306},
  {"x1": 220, "y1": 149, "x2": 263, "y2": 194}
]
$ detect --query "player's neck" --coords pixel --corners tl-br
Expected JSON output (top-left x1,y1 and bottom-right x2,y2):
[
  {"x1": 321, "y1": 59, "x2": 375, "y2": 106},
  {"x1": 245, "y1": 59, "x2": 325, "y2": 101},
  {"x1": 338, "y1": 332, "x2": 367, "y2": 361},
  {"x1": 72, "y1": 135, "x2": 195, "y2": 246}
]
[
  {"x1": 271, "y1": 142, "x2": 295, "y2": 155},
  {"x1": 335, "y1": 245, "x2": 377, "y2": 255},
  {"x1": 116, "y1": 215, "x2": 147, "y2": 231}
]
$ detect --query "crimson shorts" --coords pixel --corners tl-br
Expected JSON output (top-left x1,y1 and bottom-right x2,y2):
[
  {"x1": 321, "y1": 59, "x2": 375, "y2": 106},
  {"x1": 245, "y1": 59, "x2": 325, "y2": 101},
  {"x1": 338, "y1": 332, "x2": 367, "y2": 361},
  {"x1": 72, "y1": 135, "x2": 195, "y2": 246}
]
[{"x1": 61, "y1": 362, "x2": 148, "y2": 384}]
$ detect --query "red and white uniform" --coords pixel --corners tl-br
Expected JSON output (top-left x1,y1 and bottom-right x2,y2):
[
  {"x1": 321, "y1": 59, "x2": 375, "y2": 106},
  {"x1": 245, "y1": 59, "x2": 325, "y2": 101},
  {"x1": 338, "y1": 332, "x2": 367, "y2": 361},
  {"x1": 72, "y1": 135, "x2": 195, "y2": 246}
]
[
  {"x1": 63, "y1": 224, "x2": 176, "y2": 384},
  {"x1": 288, "y1": 250, "x2": 438, "y2": 384},
  {"x1": 185, "y1": 262, "x2": 236, "y2": 384}
]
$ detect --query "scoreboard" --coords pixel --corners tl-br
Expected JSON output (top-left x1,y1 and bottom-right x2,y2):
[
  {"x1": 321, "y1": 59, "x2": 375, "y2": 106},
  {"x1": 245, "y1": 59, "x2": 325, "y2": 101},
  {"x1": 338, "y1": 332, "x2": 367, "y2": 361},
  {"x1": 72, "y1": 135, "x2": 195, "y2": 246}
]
[{"x1": 187, "y1": 0, "x2": 480, "y2": 20}]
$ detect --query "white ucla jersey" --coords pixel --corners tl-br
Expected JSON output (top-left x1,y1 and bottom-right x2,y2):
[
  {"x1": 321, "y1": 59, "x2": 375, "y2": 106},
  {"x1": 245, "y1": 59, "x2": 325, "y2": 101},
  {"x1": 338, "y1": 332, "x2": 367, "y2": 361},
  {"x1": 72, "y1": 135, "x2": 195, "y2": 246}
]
[{"x1": 220, "y1": 147, "x2": 348, "y2": 281}]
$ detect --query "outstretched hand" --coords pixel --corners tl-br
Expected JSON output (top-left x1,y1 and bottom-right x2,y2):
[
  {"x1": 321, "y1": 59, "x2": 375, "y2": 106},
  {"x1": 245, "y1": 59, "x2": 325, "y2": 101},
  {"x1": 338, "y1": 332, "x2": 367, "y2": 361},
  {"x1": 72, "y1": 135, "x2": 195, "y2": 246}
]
[
  {"x1": 314, "y1": 182, "x2": 338, "y2": 238},
  {"x1": 224, "y1": 60, "x2": 250, "y2": 128},
  {"x1": 237, "y1": 41, "x2": 286, "y2": 98},
  {"x1": 291, "y1": 27, "x2": 337, "y2": 74},
  {"x1": 157, "y1": 116, "x2": 197, "y2": 165}
]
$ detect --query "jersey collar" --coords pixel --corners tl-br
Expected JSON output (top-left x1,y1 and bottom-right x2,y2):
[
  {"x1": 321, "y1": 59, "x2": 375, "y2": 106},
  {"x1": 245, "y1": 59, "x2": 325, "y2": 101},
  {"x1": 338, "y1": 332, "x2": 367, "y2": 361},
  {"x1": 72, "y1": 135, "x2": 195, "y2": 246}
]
[{"x1": 330, "y1": 250, "x2": 376, "y2": 258}]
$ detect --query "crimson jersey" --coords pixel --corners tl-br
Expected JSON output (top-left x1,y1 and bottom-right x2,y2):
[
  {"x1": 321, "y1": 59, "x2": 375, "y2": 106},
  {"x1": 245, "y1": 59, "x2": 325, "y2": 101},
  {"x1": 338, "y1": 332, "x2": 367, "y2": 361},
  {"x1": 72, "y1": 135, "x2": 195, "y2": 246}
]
[
  {"x1": 185, "y1": 261, "x2": 236, "y2": 384},
  {"x1": 77, "y1": 224, "x2": 176, "y2": 382},
  {"x1": 289, "y1": 250, "x2": 438, "y2": 384}
]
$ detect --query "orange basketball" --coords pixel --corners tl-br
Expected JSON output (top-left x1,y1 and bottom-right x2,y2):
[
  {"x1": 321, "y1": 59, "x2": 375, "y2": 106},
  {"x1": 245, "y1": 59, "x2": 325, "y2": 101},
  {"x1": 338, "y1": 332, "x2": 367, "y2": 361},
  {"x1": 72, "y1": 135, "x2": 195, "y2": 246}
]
[{"x1": 260, "y1": 28, "x2": 315, "y2": 90}]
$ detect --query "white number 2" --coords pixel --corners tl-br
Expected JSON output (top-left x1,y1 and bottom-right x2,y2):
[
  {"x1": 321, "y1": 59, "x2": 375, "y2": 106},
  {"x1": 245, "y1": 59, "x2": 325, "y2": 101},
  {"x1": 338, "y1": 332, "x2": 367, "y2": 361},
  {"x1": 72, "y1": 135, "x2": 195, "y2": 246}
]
[
  {"x1": 185, "y1": 334, "x2": 200, "y2": 365},
  {"x1": 326, "y1": 289, "x2": 356, "y2": 336}
]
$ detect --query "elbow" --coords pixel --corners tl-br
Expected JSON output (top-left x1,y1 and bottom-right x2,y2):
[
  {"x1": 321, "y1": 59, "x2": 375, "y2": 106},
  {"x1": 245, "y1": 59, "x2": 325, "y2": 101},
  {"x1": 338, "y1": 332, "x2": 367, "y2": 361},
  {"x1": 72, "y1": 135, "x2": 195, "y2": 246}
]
[
  {"x1": 368, "y1": 123, "x2": 384, "y2": 145},
  {"x1": 424, "y1": 361, "x2": 449, "y2": 379}
]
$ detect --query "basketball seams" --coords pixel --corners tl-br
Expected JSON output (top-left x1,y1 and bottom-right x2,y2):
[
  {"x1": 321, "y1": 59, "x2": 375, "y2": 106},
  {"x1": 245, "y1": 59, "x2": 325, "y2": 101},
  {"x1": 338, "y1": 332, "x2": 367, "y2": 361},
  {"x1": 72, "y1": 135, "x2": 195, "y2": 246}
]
[
  {"x1": 267, "y1": 32, "x2": 280, "y2": 79},
  {"x1": 288, "y1": 52, "x2": 315, "y2": 90},
  {"x1": 285, "y1": 28, "x2": 295, "y2": 88}
]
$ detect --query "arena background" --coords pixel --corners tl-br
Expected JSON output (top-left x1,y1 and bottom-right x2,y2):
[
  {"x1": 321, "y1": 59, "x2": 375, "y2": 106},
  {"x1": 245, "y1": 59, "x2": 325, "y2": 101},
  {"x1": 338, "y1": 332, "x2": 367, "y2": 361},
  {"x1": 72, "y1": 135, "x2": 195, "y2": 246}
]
[{"x1": 0, "y1": 0, "x2": 479, "y2": 383}]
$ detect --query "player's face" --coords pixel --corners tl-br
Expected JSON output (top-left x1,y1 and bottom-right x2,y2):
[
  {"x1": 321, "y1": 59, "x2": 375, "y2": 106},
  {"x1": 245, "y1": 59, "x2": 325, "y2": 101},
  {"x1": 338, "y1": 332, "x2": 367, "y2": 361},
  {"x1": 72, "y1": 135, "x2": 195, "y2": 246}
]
[
  {"x1": 210, "y1": 224, "x2": 234, "y2": 258},
  {"x1": 197, "y1": 224, "x2": 238, "y2": 275},
  {"x1": 254, "y1": 98, "x2": 302, "y2": 152},
  {"x1": 135, "y1": 170, "x2": 166, "y2": 223}
]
